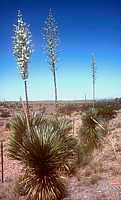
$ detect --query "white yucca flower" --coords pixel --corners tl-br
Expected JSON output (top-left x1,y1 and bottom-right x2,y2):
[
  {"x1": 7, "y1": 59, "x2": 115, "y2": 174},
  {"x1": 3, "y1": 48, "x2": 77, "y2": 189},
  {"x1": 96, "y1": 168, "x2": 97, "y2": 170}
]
[
  {"x1": 13, "y1": 10, "x2": 32, "y2": 80},
  {"x1": 43, "y1": 8, "x2": 59, "y2": 71}
]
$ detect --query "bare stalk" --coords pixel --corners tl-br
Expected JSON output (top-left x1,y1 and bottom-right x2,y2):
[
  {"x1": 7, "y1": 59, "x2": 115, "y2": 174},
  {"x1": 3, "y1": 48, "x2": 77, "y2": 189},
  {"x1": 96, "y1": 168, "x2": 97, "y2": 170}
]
[
  {"x1": 20, "y1": 97, "x2": 30, "y2": 132},
  {"x1": 24, "y1": 79, "x2": 30, "y2": 119},
  {"x1": 91, "y1": 116, "x2": 105, "y2": 130},
  {"x1": 1, "y1": 141, "x2": 4, "y2": 183},
  {"x1": 52, "y1": 63, "x2": 58, "y2": 108},
  {"x1": 91, "y1": 54, "x2": 96, "y2": 109}
]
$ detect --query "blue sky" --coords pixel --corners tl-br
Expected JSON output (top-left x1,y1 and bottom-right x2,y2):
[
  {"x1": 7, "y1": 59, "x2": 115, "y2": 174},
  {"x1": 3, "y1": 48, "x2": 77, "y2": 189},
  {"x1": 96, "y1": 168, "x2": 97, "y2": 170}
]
[{"x1": 0, "y1": 0, "x2": 121, "y2": 101}]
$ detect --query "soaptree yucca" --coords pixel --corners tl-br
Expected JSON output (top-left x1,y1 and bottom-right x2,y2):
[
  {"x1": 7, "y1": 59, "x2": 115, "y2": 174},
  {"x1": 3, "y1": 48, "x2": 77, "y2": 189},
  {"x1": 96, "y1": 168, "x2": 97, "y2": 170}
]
[
  {"x1": 13, "y1": 10, "x2": 32, "y2": 118},
  {"x1": 43, "y1": 9, "x2": 59, "y2": 110},
  {"x1": 79, "y1": 108, "x2": 104, "y2": 154},
  {"x1": 8, "y1": 114, "x2": 78, "y2": 200}
]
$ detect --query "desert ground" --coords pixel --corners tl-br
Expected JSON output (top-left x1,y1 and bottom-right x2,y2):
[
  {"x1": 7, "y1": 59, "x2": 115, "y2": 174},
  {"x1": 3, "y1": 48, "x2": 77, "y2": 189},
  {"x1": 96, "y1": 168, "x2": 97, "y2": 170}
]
[{"x1": 1, "y1": 100, "x2": 121, "y2": 200}]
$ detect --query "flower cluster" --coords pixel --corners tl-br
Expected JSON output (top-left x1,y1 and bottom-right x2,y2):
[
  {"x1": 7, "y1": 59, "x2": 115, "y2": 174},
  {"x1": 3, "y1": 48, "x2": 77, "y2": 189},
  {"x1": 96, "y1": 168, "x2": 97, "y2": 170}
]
[
  {"x1": 13, "y1": 10, "x2": 32, "y2": 80},
  {"x1": 43, "y1": 9, "x2": 59, "y2": 71}
]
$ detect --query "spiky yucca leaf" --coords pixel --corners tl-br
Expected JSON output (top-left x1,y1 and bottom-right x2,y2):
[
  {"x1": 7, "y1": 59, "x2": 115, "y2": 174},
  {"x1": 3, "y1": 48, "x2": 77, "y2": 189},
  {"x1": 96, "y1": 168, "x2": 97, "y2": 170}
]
[
  {"x1": 44, "y1": 116, "x2": 78, "y2": 173},
  {"x1": 46, "y1": 116, "x2": 72, "y2": 136},
  {"x1": 10, "y1": 112, "x2": 45, "y2": 133},
  {"x1": 8, "y1": 114, "x2": 78, "y2": 200},
  {"x1": 22, "y1": 168, "x2": 66, "y2": 200}
]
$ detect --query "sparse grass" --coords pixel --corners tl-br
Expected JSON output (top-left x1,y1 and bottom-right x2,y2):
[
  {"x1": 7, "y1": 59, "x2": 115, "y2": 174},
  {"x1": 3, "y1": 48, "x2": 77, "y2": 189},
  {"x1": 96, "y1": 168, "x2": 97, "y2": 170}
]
[
  {"x1": 115, "y1": 122, "x2": 121, "y2": 129},
  {"x1": 89, "y1": 174, "x2": 102, "y2": 185},
  {"x1": 0, "y1": 180, "x2": 20, "y2": 200},
  {"x1": 89, "y1": 161, "x2": 104, "y2": 174}
]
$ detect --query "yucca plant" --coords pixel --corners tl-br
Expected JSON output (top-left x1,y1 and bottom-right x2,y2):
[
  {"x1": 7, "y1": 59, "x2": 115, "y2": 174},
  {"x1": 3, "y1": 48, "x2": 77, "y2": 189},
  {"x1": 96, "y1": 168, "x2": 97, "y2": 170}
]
[
  {"x1": 13, "y1": 10, "x2": 32, "y2": 118},
  {"x1": 43, "y1": 9, "x2": 59, "y2": 111},
  {"x1": 79, "y1": 108, "x2": 104, "y2": 155},
  {"x1": 8, "y1": 114, "x2": 78, "y2": 200}
]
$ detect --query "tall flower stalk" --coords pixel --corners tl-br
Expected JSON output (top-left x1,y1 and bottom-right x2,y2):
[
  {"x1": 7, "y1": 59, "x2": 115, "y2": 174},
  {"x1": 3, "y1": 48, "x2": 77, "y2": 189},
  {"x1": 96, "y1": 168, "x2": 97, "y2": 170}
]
[
  {"x1": 43, "y1": 9, "x2": 59, "y2": 111},
  {"x1": 91, "y1": 54, "x2": 96, "y2": 109},
  {"x1": 13, "y1": 10, "x2": 32, "y2": 118}
]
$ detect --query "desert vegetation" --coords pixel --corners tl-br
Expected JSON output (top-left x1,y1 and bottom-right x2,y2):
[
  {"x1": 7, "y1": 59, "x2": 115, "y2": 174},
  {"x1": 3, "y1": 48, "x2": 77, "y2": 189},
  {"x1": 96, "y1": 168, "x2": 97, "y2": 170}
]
[
  {"x1": 0, "y1": 8, "x2": 121, "y2": 200},
  {"x1": 0, "y1": 99, "x2": 121, "y2": 199}
]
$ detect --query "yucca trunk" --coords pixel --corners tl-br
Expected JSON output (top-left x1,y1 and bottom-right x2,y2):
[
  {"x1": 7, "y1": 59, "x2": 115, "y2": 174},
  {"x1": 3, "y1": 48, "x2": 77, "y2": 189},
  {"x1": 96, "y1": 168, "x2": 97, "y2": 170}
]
[
  {"x1": 92, "y1": 74, "x2": 95, "y2": 109},
  {"x1": 92, "y1": 55, "x2": 96, "y2": 109}
]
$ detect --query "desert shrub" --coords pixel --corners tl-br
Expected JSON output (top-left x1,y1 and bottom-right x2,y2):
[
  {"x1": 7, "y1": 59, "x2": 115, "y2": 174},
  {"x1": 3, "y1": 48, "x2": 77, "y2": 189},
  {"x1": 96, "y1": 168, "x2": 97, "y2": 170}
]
[
  {"x1": 0, "y1": 110, "x2": 11, "y2": 118},
  {"x1": 80, "y1": 103, "x2": 90, "y2": 112},
  {"x1": 8, "y1": 113, "x2": 79, "y2": 200},
  {"x1": 0, "y1": 102, "x2": 4, "y2": 106},
  {"x1": 81, "y1": 100, "x2": 118, "y2": 121},
  {"x1": 5, "y1": 122, "x2": 10, "y2": 129},
  {"x1": 0, "y1": 108, "x2": 4, "y2": 112},
  {"x1": 96, "y1": 105, "x2": 116, "y2": 121},
  {"x1": 58, "y1": 103, "x2": 81, "y2": 116},
  {"x1": 15, "y1": 102, "x2": 22, "y2": 109}
]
